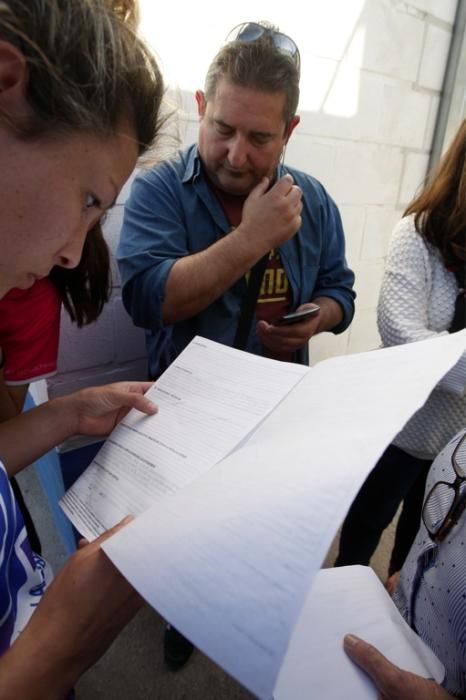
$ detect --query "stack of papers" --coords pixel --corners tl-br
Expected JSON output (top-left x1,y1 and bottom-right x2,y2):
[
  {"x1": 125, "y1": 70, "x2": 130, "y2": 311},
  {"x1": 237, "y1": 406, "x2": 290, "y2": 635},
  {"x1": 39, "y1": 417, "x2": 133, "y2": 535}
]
[
  {"x1": 61, "y1": 331, "x2": 466, "y2": 698},
  {"x1": 275, "y1": 566, "x2": 444, "y2": 699}
]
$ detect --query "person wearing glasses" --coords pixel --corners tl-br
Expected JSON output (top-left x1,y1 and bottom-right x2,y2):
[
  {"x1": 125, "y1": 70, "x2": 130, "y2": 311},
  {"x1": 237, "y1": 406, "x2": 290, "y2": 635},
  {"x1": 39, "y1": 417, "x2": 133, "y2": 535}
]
[
  {"x1": 118, "y1": 24, "x2": 355, "y2": 666},
  {"x1": 118, "y1": 20, "x2": 355, "y2": 382},
  {"x1": 345, "y1": 427, "x2": 466, "y2": 699},
  {"x1": 118, "y1": 20, "x2": 355, "y2": 671}
]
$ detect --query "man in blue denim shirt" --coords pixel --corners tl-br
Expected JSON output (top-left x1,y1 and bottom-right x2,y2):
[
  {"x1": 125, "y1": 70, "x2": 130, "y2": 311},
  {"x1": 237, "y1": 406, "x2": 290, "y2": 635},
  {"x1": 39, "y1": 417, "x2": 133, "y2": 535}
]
[{"x1": 118, "y1": 22, "x2": 355, "y2": 380}]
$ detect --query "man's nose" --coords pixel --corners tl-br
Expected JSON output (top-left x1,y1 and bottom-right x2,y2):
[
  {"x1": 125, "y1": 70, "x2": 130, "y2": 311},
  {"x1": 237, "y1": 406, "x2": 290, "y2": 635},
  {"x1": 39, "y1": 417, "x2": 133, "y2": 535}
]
[{"x1": 227, "y1": 135, "x2": 248, "y2": 169}]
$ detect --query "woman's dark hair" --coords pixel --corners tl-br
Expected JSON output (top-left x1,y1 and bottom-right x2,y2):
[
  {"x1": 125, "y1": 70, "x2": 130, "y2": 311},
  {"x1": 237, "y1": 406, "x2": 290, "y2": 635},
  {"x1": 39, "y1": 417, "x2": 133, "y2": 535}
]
[
  {"x1": 49, "y1": 223, "x2": 111, "y2": 327},
  {"x1": 0, "y1": 0, "x2": 165, "y2": 155},
  {"x1": 404, "y1": 119, "x2": 466, "y2": 275}
]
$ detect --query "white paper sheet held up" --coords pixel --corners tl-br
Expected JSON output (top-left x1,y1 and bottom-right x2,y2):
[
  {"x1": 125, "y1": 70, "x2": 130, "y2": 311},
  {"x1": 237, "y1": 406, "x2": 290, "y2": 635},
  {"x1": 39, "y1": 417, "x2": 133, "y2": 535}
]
[
  {"x1": 60, "y1": 337, "x2": 307, "y2": 541},
  {"x1": 102, "y1": 330, "x2": 466, "y2": 699},
  {"x1": 274, "y1": 566, "x2": 444, "y2": 700}
]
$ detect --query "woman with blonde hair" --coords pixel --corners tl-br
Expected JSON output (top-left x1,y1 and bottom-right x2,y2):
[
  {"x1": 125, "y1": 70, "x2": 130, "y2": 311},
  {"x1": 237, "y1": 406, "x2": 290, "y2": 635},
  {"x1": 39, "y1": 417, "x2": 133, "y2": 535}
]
[{"x1": 0, "y1": 1, "x2": 165, "y2": 695}]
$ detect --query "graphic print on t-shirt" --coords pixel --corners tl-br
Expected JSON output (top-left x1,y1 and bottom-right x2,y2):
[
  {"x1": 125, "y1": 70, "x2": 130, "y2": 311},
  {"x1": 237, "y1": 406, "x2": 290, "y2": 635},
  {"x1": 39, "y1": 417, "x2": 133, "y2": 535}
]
[
  {"x1": 256, "y1": 249, "x2": 291, "y2": 324},
  {"x1": 255, "y1": 249, "x2": 293, "y2": 361}
]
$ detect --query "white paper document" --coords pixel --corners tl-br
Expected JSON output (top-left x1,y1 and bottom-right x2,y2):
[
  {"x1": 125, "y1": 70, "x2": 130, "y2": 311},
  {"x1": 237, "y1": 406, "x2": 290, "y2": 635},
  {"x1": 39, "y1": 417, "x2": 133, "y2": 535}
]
[
  {"x1": 99, "y1": 330, "x2": 466, "y2": 699},
  {"x1": 275, "y1": 566, "x2": 444, "y2": 700},
  {"x1": 60, "y1": 337, "x2": 308, "y2": 540}
]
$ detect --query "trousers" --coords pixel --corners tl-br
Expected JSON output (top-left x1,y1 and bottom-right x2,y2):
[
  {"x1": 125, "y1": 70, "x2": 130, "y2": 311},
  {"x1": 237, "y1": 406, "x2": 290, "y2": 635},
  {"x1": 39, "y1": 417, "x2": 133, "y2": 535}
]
[{"x1": 335, "y1": 443, "x2": 431, "y2": 574}]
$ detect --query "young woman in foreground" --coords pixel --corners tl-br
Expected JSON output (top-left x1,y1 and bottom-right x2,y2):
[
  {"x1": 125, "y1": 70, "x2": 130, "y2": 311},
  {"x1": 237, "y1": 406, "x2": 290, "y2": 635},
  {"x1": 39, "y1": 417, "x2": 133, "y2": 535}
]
[{"x1": 0, "y1": 1, "x2": 164, "y2": 696}]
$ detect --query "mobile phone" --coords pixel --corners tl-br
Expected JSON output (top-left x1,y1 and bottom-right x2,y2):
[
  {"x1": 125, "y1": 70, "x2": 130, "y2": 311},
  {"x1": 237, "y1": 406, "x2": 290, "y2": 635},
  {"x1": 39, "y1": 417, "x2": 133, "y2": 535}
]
[{"x1": 274, "y1": 306, "x2": 320, "y2": 326}]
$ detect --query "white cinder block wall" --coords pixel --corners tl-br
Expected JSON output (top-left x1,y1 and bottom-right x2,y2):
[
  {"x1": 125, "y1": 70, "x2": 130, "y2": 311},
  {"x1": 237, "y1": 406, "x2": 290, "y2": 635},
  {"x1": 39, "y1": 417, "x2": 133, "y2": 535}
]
[{"x1": 46, "y1": 0, "x2": 459, "y2": 400}]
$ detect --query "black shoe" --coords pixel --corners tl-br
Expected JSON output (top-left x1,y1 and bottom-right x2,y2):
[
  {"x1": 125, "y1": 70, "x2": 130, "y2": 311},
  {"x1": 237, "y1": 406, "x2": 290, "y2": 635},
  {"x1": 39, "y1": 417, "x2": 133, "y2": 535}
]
[{"x1": 164, "y1": 625, "x2": 194, "y2": 671}]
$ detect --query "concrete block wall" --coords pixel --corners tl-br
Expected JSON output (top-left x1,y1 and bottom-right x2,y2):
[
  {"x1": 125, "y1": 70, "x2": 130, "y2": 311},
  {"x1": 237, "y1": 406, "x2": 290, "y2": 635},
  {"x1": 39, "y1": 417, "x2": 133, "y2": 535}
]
[
  {"x1": 289, "y1": 0, "x2": 457, "y2": 364},
  {"x1": 46, "y1": 0, "x2": 459, "y2": 401}
]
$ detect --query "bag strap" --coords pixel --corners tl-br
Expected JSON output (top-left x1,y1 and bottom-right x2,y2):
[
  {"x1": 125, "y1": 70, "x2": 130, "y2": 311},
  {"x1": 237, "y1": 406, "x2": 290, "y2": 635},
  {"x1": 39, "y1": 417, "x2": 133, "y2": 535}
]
[
  {"x1": 449, "y1": 291, "x2": 466, "y2": 333},
  {"x1": 448, "y1": 267, "x2": 466, "y2": 334},
  {"x1": 233, "y1": 254, "x2": 269, "y2": 350}
]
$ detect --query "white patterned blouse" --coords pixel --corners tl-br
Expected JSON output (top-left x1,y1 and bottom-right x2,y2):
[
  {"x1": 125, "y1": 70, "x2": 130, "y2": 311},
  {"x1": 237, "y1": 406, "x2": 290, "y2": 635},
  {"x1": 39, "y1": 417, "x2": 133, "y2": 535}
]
[{"x1": 377, "y1": 215, "x2": 466, "y2": 460}]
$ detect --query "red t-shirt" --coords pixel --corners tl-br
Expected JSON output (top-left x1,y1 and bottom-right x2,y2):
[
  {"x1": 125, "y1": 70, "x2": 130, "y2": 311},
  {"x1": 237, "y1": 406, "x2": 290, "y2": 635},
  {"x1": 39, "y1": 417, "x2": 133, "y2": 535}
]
[
  {"x1": 0, "y1": 278, "x2": 61, "y2": 385},
  {"x1": 213, "y1": 186, "x2": 293, "y2": 360}
]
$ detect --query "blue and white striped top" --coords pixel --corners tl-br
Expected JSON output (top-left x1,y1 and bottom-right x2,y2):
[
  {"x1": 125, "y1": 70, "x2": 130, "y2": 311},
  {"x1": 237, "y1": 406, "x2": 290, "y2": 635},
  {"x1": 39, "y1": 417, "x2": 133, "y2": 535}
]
[
  {"x1": 394, "y1": 429, "x2": 466, "y2": 697},
  {"x1": 0, "y1": 461, "x2": 51, "y2": 655}
]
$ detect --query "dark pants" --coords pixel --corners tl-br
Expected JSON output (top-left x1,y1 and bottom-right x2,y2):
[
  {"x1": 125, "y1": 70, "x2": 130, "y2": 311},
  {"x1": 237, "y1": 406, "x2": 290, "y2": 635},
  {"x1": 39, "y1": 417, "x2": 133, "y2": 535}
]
[
  {"x1": 334, "y1": 444, "x2": 431, "y2": 575},
  {"x1": 10, "y1": 476, "x2": 42, "y2": 555}
]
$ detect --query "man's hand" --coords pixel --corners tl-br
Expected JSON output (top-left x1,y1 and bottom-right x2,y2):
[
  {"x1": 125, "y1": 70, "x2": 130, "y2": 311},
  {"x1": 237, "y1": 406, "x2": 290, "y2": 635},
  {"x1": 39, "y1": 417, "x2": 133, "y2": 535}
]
[
  {"x1": 257, "y1": 297, "x2": 344, "y2": 354},
  {"x1": 257, "y1": 303, "x2": 321, "y2": 354},
  {"x1": 240, "y1": 174, "x2": 303, "y2": 253},
  {"x1": 343, "y1": 634, "x2": 453, "y2": 700},
  {"x1": 61, "y1": 381, "x2": 158, "y2": 437},
  {"x1": 163, "y1": 174, "x2": 303, "y2": 324},
  {"x1": 0, "y1": 517, "x2": 143, "y2": 699}
]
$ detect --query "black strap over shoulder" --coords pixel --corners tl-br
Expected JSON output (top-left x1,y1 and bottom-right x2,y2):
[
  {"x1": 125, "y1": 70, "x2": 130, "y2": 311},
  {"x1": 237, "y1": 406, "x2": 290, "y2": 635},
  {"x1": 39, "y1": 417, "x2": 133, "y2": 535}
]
[
  {"x1": 449, "y1": 267, "x2": 466, "y2": 334},
  {"x1": 233, "y1": 254, "x2": 269, "y2": 351},
  {"x1": 449, "y1": 294, "x2": 466, "y2": 333}
]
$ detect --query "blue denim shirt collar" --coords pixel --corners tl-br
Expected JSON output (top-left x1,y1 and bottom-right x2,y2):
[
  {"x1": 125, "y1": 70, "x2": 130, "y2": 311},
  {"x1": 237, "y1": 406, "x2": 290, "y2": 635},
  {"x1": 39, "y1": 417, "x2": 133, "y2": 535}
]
[
  {"x1": 180, "y1": 146, "x2": 302, "y2": 294},
  {"x1": 181, "y1": 145, "x2": 202, "y2": 184},
  {"x1": 181, "y1": 145, "x2": 288, "y2": 185}
]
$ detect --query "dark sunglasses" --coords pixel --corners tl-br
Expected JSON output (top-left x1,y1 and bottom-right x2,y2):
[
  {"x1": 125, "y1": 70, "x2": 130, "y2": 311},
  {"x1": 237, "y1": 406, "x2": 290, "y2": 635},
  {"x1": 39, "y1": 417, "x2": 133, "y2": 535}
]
[{"x1": 225, "y1": 22, "x2": 300, "y2": 74}]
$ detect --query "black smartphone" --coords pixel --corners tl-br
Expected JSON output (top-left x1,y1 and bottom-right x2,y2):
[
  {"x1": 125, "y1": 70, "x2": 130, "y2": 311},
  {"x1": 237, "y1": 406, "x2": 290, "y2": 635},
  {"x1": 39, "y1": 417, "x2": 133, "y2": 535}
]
[{"x1": 274, "y1": 306, "x2": 320, "y2": 326}]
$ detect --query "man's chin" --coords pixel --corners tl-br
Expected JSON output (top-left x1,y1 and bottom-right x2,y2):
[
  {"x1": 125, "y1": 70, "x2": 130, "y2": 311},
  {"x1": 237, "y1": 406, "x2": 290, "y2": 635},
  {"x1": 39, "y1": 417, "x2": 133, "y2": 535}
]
[{"x1": 216, "y1": 175, "x2": 255, "y2": 197}]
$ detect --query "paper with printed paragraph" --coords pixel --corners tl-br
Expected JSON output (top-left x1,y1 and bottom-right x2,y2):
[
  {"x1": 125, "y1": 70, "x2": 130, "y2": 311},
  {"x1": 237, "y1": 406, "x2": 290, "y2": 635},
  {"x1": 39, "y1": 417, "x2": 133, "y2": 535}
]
[
  {"x1": 60, "y1": 337, "x2": 308, "y2": 541},
  {"x1": 101, "y1": 330, "x2": 465, "y2": 699}
]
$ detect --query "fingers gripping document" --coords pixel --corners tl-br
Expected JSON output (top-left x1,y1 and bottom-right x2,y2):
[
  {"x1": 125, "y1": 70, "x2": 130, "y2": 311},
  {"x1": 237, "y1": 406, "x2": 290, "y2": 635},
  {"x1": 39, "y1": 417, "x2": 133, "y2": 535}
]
[
  {"x1": 60, "y1": 331, "x2": 466, "y2": 699},
  {"x1": 275, "y1": 566, "x2": 444, "y2": 700},
  {"x1": 61, "y1": 337, "x2": 308, "y2": 540}
]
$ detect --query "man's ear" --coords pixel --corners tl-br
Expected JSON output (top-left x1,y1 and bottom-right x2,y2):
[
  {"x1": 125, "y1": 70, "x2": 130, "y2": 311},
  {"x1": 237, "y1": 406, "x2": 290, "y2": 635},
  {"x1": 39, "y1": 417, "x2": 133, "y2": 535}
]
[
  {"x1": 284, "y1": 115, "x2": 300, "y2": 143},
  {"x1": 195, "y1": 90, "x2": 206, "y2": 118},
  {"x1": 0, "y1": 41, "x2": 28, "y2": 115}
]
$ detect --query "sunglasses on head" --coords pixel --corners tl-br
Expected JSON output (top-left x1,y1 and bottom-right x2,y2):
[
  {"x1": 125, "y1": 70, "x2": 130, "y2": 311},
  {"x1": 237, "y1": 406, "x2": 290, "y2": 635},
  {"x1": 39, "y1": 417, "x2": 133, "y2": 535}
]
[{"x1": 225, "y1": 22, "x2": 300, "y2": 73}]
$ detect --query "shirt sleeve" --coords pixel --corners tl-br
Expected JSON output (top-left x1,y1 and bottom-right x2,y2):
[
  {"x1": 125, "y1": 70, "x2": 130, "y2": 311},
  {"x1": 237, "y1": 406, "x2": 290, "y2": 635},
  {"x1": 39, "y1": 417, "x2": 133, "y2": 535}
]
[
  {"x1": 377, "y1": 217, "x2": 437, "y2": 347},
  {"x1": 377, "y1": 216, "x2": 466, "y2": 396},
  {"x1": 0, "y1": 278, "x2": 61, "y2": 385},
  {"x1": 309, "y1": 185, "x2": 356, "y2": 333},
  {"x1": 117, "y1": 168, "x2": 185, "y2": 331},
  {"x1": 438, "y1": 354, "x2": 466, "y2": 396}
]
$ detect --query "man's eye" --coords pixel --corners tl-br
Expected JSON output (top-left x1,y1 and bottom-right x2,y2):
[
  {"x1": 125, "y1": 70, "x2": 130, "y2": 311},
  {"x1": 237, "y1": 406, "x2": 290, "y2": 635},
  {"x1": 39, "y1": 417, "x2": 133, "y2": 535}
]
[
  {"x1": 252, "y1": 136, "x2": 269, "y2": 146},
  {"x1": 85, "y1": 193, "x2": 102, "y2": 209}
]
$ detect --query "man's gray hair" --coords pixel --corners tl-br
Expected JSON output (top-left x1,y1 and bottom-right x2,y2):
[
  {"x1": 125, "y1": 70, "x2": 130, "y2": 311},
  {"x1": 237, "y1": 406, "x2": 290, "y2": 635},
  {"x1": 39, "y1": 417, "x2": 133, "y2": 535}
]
[{"x1": 204, "y1": 27, "x2": 300, "y2": 128}]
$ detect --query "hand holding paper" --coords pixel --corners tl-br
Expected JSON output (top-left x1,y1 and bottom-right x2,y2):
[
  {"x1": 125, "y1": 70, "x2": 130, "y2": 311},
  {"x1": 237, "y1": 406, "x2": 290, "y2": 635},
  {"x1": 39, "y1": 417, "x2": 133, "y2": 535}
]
[
  {"x1": 275, "y1": 566, "x2": 444, "y2": 700},
  {"x1": 59, "y1": 331, "x2": 466, "y2": 699},
  {"x1": 344, "y1": 634, "x2": 453, "y2": 700}
]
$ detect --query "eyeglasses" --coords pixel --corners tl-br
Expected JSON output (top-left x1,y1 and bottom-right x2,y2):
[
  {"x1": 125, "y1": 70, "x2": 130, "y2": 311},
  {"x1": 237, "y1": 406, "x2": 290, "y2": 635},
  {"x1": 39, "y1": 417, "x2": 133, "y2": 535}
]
[
  {"x1": 225, "y1": 22, "x2": 300, "y2": 74},
  {"x1": 422, "y1": 432, "x2": 466, "y2": 543}
]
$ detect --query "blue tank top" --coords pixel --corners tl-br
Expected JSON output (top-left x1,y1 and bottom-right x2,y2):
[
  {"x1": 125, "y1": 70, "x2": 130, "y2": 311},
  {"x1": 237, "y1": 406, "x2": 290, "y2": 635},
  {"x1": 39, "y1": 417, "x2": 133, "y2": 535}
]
[{"x1": 0, "y1": 462, "x2": 51, "y2": 654}]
